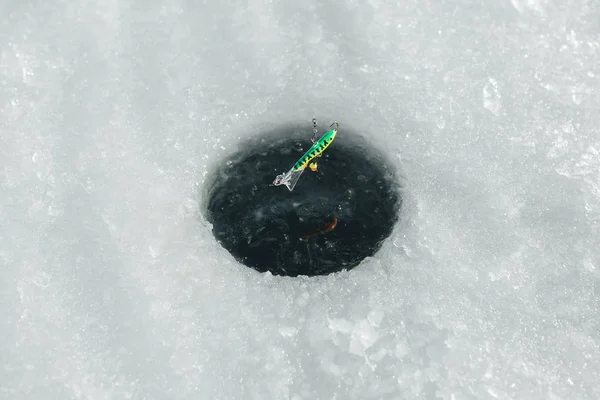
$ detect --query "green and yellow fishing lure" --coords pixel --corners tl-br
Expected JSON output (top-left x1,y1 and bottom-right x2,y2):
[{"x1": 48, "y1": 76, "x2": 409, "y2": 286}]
[{"x1": 272, "y1": 121, "x2": 338, "y2": 191}]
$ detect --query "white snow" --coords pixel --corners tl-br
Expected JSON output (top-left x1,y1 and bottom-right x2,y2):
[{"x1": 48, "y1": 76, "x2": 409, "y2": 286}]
[{"x1": 2, "y1": 0, "x2": 599, "y2": 399}]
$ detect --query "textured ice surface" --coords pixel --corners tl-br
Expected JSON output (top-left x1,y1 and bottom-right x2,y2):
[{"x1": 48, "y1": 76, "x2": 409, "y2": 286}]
[{"x1": 2, "y1": 0, "x2": 600, "y2": 399}]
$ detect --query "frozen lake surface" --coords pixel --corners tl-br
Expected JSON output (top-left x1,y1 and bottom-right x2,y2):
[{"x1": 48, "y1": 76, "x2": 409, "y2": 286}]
[{"x1": 2, "y1": 0, "x2": 599, "y2": 399}]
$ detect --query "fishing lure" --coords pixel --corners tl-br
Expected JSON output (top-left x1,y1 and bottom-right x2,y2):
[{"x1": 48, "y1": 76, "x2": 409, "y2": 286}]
[{"x1": 272, "y1": 120, "x2": 338, "y2": 191}]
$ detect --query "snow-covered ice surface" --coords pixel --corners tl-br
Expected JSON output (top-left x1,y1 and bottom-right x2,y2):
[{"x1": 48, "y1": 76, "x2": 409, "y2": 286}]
[{"x1": 2, "y1": 0, "x2": 600, "y2": 399}]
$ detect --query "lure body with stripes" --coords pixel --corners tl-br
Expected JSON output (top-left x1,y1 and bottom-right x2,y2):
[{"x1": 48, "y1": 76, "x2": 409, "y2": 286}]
[{"x1": 273, "y1": 122, "x2": 338, "y2": 191}]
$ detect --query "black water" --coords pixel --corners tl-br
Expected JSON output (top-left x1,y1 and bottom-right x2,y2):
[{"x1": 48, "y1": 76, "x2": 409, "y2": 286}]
[{"x1": 205, "y1": 125, "x2": 401, "y2": 277}]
